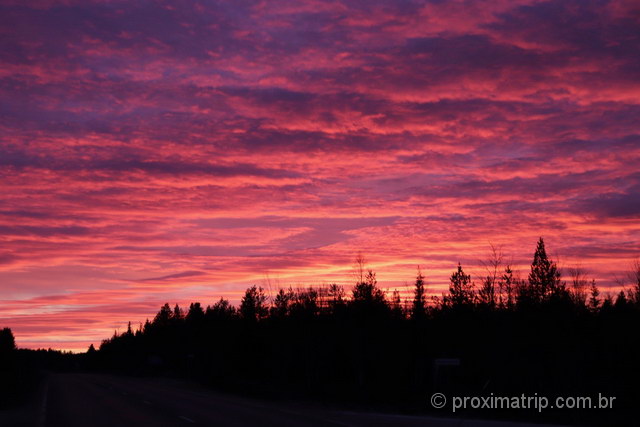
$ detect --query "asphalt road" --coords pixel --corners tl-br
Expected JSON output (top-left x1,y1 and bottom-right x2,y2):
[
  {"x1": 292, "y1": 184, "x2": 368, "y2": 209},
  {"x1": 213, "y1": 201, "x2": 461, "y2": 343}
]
[
  {"x1": 21, "y1": 373, "x2": 559, "y2": 427},
  {"x1": 43, "y1": 373, "x2": 335, "y2": 427}
]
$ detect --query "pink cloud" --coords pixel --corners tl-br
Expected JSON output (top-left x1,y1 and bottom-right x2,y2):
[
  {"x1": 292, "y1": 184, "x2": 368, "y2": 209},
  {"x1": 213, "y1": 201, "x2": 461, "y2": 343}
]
[{"x1": 0, "y1": 0, "x2": 638, "y2": 350}]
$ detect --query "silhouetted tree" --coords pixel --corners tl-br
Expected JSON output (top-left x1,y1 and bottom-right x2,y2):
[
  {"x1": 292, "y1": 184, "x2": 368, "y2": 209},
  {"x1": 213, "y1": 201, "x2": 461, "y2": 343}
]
[
  {"x1": 411, "y1": 268, "x2": 427, "y2": 321},
  {"x1": 351, "y1": 270, "x2": 386, "y2": 307},
  {"x1": 240, "y1": 286, "x2": 268, "y2": 322},
  {"x1": 502, "y1": 265, "x2": 516, "y2": 309},
  {"x1": 353, "y1": 253, "x2": 367, "y2": 285},
  {"x1": 446, "y1": 263, "x2": 475, "y2": 307},
  {"x1": 288, "y1": 288, "x2": 319, "y2": 319},
  {"x1": 327, "y1": 284, "x2": 346, "y2": 313},
  {"x1": 525, "y1": 237, "x2": 561, "y2": 304},
  {"x1": 568, "y1": 265, "x2": 588, "y2": 308},
  {"x1": 478, "y1": 275, "x2": 496, "y2": 308},
  {"x1": 186, "y1": 302, "x2": 205, "y2": 324},
  {"x1": 153, "y1": 303, "x2": 173, "y2": 328},
  {"x1": 390, "y1": 290, "x2": 405, "y2": 319},
  {"x1": 588, "y1": 280, "x2": 600, "y2": 312},
  {"x1": 631, "y1": 258, "x2": 640, "y2": 307},
  {"x1": 615, "y1": 290, "x2": 629, "y2": 311},
  {"x1": 51, "y1": 238, "x2": 640, "y2": 426},
  {"x1": 173, "y1": 304, "x2": 184, "y2": 321},
  {"x1": 206, "y1": 297, "x2": 236, "y2": 320},
  {"x1": 0, "y1": 327, "x2": 16, "y2": 353},
  {"x1": 272, "y1": 288, "x2": 294, "y2": 318},
  {"x1": 143, "y1": 319, "x2": 152, "y2": 334},
  {"x1": 601, "y1": 294, "x2": 614, "y2": 313},
  {"x1": 479, "y1": 244, "x2": 502, "y2": 308}
]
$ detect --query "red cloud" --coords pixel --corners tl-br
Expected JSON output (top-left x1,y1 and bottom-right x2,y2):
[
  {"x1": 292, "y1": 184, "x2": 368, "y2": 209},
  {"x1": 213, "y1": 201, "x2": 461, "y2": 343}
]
[{"x1": 0, "y1": 0, "x2": 638, "y2": 350}]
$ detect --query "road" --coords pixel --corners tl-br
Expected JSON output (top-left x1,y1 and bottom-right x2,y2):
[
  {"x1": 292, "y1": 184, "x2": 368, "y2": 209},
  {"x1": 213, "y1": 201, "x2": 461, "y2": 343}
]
[
  {"x1": 43, "y1": 373, "x2": 334, "y2": 427},
  {"x1": 6, "y1": 373, "x2": 561, "y2": 427}
]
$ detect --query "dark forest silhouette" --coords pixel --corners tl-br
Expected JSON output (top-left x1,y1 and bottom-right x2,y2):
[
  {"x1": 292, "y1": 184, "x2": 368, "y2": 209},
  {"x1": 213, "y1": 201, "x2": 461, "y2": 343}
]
[
  {"x1": 1, "y1": 327, "x2": 77, "y2": 409},
  {"x1": 3, "y1": 238, "x2": 640, "y2": 425}
]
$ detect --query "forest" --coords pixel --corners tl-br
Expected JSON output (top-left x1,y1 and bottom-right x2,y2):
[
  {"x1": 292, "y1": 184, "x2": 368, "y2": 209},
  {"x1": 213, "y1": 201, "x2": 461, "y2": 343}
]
[{"x1": 2, "y1": 238, "x2": 639, "y2": 425}]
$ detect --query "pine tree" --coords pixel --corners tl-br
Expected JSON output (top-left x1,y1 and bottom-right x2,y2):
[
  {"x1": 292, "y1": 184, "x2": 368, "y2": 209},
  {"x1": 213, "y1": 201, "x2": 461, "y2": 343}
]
[
  {"x1": 240, "y1": 285, "x2": 268, "y2": 321},
  {"x1": 502, "y1": 265, "x2": 515, "y2": 309},
  {"x1": 206, "y1": 298, "x2": 236, "y2": 321},
  {"x1": 350, "y1": 269, "x2": 388, "y2": 318},
  {"x1": 528, "y1": 237, "x2": 561, "y2": 303},
  {"x1": 614, "y1": 290, "x2": 628, "y2": 311},
  {"x1": 352, "y1": 270, "x2": 386, "y2": 305},
  {"x1": 173, "y1": 304, "x2": 184, "y2": 321},
  {"x1": 478, "y1": 275, "x2": 496, "y2": 308},
  {"x1": 291, "y1": 288, "x2": 319, "y2": 318},
  {"x1": 411, "y1": 268, "x2": 427, "y2": 320},
  {"x1": 153, "y1": 303, "x2": 173, "y2": 327},
  {"x1": 186, "y1": 302, "x2": 205, "y2": 323},
  {"x1": 272, "y1": 288, "x2": 294, "y2": 318},
  {"x1": 448, "y1": 263, "x2": 475, "y2": 307}
]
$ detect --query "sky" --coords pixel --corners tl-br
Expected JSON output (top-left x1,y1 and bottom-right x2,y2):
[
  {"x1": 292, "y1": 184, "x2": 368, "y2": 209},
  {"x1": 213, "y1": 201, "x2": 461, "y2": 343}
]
[{"x1": 0, "y1": 0, "x2": 639, "y2": 352}]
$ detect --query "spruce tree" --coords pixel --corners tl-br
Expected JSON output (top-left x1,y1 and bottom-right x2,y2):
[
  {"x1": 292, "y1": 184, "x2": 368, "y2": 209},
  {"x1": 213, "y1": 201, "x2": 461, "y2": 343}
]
[
  {"x1": 528, "y1": 237, "x2": 561, "y2": 303},
  {"x1": 588, "y1": 280, "x2": 600, "y2": 312},
  {"x1": 448, "y1": 263, "x2": 475, "y2": 307},
  {"x1": 411, "y1": 268, "x2": 427, "y2": 320}
]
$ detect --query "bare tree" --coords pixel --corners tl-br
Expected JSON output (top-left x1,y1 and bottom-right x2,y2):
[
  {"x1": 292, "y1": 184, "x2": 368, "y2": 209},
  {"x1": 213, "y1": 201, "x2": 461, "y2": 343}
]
[
  {"x1": 327, "y1": 283, "x2": 346, "y2": 311},
  {"x1": 588, "y1": 279, "x2": 600, "y2": 312},
  {"x1": 353, "y1": 253, "x2": 367, "y2": 284},
  {"x1": 262, "y1": 272, "x2": 280, "y2": 307},
  {"x1": 629, "y1": 258, "x2": 640, "y2": 306},
  {"x1": 568, "y1": 264, "x2": 588, "y2": 307},
  {"x1": 479, "y1": 244, "x2": 503, "y2": 308}
]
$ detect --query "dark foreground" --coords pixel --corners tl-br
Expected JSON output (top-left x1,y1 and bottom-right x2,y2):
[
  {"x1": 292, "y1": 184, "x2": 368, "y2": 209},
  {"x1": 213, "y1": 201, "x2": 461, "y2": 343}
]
[{"x1": 0, "y1": 373, "x2": 560, "y2": 427}]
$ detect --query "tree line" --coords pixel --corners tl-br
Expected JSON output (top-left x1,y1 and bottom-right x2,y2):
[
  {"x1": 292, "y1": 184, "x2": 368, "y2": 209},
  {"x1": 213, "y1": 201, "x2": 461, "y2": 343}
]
[
  {"x1": 2, "y1": 238, "x2": 639, "y2": 425},
  {"x1": 91, "y1": 238, "x2": 640, "y2": 424}
]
